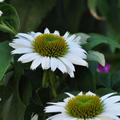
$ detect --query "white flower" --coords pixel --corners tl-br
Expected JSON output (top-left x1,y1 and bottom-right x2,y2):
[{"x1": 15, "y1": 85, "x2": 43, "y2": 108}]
[
  {"x1": 9, "y1": 28, "x2": 88, "y2": 77},
  {"x1": 31, "y1": 114, "x2": 38, "y2": 120},
  {"x1": 0, "y1": 0, "x2": 4, "y2": 2},
  {"x1": 0, "y1": 10, "x2": 3, "y2": 16},
  {"x1": 45, "y1": 91, "x2": 120, "y2": 120}
]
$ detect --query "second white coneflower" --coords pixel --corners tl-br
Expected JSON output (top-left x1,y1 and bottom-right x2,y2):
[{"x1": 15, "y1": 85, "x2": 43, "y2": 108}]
[
  {"x1": 0, "y1": 10, "x2": 3, "y2": 16},
  {"x1": 9, "y1": 28, "x2": 88, "y2": 77},
  {"x1": 45, "y1": 91, "x2": 120, "y2": 120}
]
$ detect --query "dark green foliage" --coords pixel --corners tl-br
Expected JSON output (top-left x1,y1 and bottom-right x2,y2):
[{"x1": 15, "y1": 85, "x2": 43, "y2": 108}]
[{"x1": 0, "y1": 0, "x2": 120, "y2": 120}]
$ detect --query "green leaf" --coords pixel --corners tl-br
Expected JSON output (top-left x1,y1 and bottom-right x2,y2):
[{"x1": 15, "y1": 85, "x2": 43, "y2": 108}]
[
  {"x1": 0, "y1": 3, "x2": 20, "y2": 35},
  {"x1": 86, "y1": 34, "x2": 120, "y2": 52},
  {"x1": 10, "y1": 0, "x2": 56, "y2": 32},
  {"x1": 0, "y1": 41, "x2": 12, "y2": 83},
  {"x1": 96, "y1": 88, "x2": 115, "y2": 96},
  {"x1": 88, "y1": 0, "x2": 104, "y2": 20},
  {"x1": 2, "y1": 94, "x2": 26, "y2": 120},
  {"x1": 75, "y1": 33, "x2": 90, "y2": 45},
  {"x1": 97, "y1": 0, "x2": 120, "y2": 34},
  {"x1": 110, "y1": 71, "x2": 120, "y2": 92},
  {"x1": 87, "y1": 50, "x2": 105, "y2": 66},
  {"x1": 19, "y1": 79, "x2": 32, "y2": 106}
]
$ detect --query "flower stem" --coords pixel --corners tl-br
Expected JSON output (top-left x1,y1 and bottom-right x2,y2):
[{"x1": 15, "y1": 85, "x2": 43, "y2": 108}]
[
  {"x1": 42, "y1": 70, "x2": 49, "y2": 88},
  {"x1": 49, "y1": 71, "x2": 57, "y2": 98},
  {"x1": 42, "y1": 70, "x2": 57, "y2": 98}
]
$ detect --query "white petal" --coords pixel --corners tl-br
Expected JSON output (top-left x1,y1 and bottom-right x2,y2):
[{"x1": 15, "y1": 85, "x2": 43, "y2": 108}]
[
  {"x1": 31, "y1": 114, "x2": 38, "y2": 120},
  {"x1": 63, "y1": 32, "x2": 69, "y2": 39},
  {"x1": 78, "y1": 91, "x2": 83, "y2": 96},
  {"x1": 63, "y1": 97, "x2": 71, "y2": 103},
  {"x1": 50, "y1": 57, "x2": 59, "y2": 71},
  {"x1": 12, "y1": 48, "x2": 33, "y2": 54},
  {"x1": 65, "y1": 92, "x2": 75, "y2": 98},
  {"x1": 51, "y1": 58, "x2": 67, "y2": 73},
  {"x1": 18, "y1": 53, "x2": 38, "y2": 63},
  {"x1": 74, "y1": 36, "x2": 81, "y2": 44},
  {"x1": 54, "y1": 30, "x2": 60, "y2": 35},
  {"x1": 104, "y1": 96, "x2": 120, "y2": 104},
  {"x1": 101, "y1": 93, "x2": 117, "y2": 101},
  {"x1": 29, "y1": 32, "x2": 41, "y2": 37},
  {"x1": 44, "y1": 28, "x2": 50, "y2": 34},
  {"x1": 67, "y1": 35, "x2": 76, "y2": 41},
  {"x1": 47, "y1": 102, "x2": 65, "y2": 107},
  {"x1": 41, "y1": 57, "x2": 50, "y2": 70},
  {"x1": 100, "y1": 112, "x2": 120, "y2": 120},
  {"x1": 65, "y1": 53, "x2": 88, "y2": 67},
  {"x1": 105, "y1": 104, "x2": 120, "y2": 115},
  {"x1": 64, "y1": 67, "x2": 74, "y2": 78},
  {"x1": 68, "y1": 41, "x2": 87, "y2": 59},
  {"x1": 9, "y1": 39, "x2": 32, "y2": 48},
  {"x1": 46, "y1": 113, "x2": 76, "y2": 120},
  {"x1": 98, "y1": 116, "x2": 112, "y2": 120},
  {"x1": 59, "y1": 57, "x2": 75, "y2": 71},
  {"x1": 16, "y1": 33, "x2": 33, "y2": 41},
  {"x1": 30, "y1": 56, "x2": 42, "y2": 70},
  {"x1": 85, "y1": 91, "x2": 96, "y2": 96},
  {"x1": 45, "y1": 105, "x2": 64, "y2": 113},
  {"x1": 57, "y1": 59, "x2": 67, "y2": 73}
]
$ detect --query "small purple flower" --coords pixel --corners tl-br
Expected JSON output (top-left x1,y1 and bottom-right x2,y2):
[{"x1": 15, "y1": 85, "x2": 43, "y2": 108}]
[{"x1": 97, "y1": 64, "x2": 110, "y2": 73}]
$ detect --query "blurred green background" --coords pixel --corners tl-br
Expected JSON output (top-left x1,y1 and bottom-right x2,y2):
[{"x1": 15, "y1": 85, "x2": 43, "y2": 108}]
[{"x1": 0, "y1": 0, "x2": 120, "y2": 120}]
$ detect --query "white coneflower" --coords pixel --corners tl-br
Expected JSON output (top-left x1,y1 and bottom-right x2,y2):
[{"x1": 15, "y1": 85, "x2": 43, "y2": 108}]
[
  {"x1": 9, "y1": 28, "x2": 88, "y2": 77},
  {"x1": 0, "y1": 10, "x2": 3, "y2": 16},
  {"x1": 31, "y1": 114, "x2": 38, "y2": 120},
  {"x1": 45, "y1": 91, "x2": 120, "y2": 120},
  {"x1": 0, "y1": 0, "x2": 4, "y2": 2}
]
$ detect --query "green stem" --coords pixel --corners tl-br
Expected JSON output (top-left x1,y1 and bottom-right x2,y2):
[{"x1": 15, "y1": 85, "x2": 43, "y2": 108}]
[
  {"x1": 42, "y1": 70, "x2": 49, "y2": 87},
  {"x1": 42, "y1": 70, "x2": 57, "y2": 98},
  {"x1": 49, "y1": 71, "x2": 57, "y2": 98}
]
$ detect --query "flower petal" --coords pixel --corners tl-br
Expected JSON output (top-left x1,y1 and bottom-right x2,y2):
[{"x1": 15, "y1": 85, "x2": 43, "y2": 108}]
[
  {"x1": 16, "y1": 33, "x2": 34, "y2": 41},
  {"x1": 63, "y1": 32, "x2": 69, "y2": 39},
  {"x1": 30, "y1": 56, "x2": 42, "y2": 70},
  {"x1": 41, "y1": 57, "x2": 50, "y2": 70},
  {"x1": 85, "y1": 91, "x2": 96, "y2": 96},
  {"x1": 12, "y1": 48, "x2": 33, "y2": 54},
  {"x1": 54, "y1": 30, "x2": 60, "y2": 35},
  {"x1": 18, "y1": 53, "x2": 38, "y2": 63},
  {"x1": 44, "y1": 28, "x2": 50, "y2": 34},
  {"x1": 101, "y1": 93, "x2": 117, "y2": 101}
]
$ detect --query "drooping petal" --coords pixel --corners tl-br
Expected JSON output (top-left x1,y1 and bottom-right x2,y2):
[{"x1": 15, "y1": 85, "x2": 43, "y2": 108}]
[
  {"x1": 41, "y1": 57, "x2": 50, "y2": 70},
  {"x1": 59, "y1": 57, "x2": 75, "y2": 71},
  {"x1": 56, "y1": 59, "x2": 67, "y2": 73},
  {"x1": 50, "y1": 57, "x2": 59, "y2": 71},
  {"x1": 30, "y1": 56, "x2": 42, "y2": 70},
  {"x1": 67, "y1": 54, "x2": 88, "y2": 67},
  {"x1": 18, "y1": 53, "x2": 39, "y2": 63}
]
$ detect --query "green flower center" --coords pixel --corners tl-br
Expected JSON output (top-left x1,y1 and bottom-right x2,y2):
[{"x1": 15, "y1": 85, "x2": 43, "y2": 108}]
[
  {"x1": 33, "y1": 34, "x2": 68, "y2": 57},
  {"x1": 65, "y1": 95, "x2": 104, "y2": 119}
]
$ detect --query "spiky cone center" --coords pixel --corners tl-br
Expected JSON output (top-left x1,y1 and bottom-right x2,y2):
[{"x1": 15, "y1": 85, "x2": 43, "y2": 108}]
[
  {"x1": 65, "y1": 95, "x2": 104, "y2": 119},
  {"x1": 33, "y1": 34, "x2": 69, "y2": 57}
]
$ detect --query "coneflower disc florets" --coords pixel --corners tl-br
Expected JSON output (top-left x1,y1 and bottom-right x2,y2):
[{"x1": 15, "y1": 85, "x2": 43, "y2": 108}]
[
  {"x1": 33, "y1": 34, "x2": 68, "y2": 57},
  {"x1": 66, "y1": 95, "x2": 103, "y2": 119}
]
